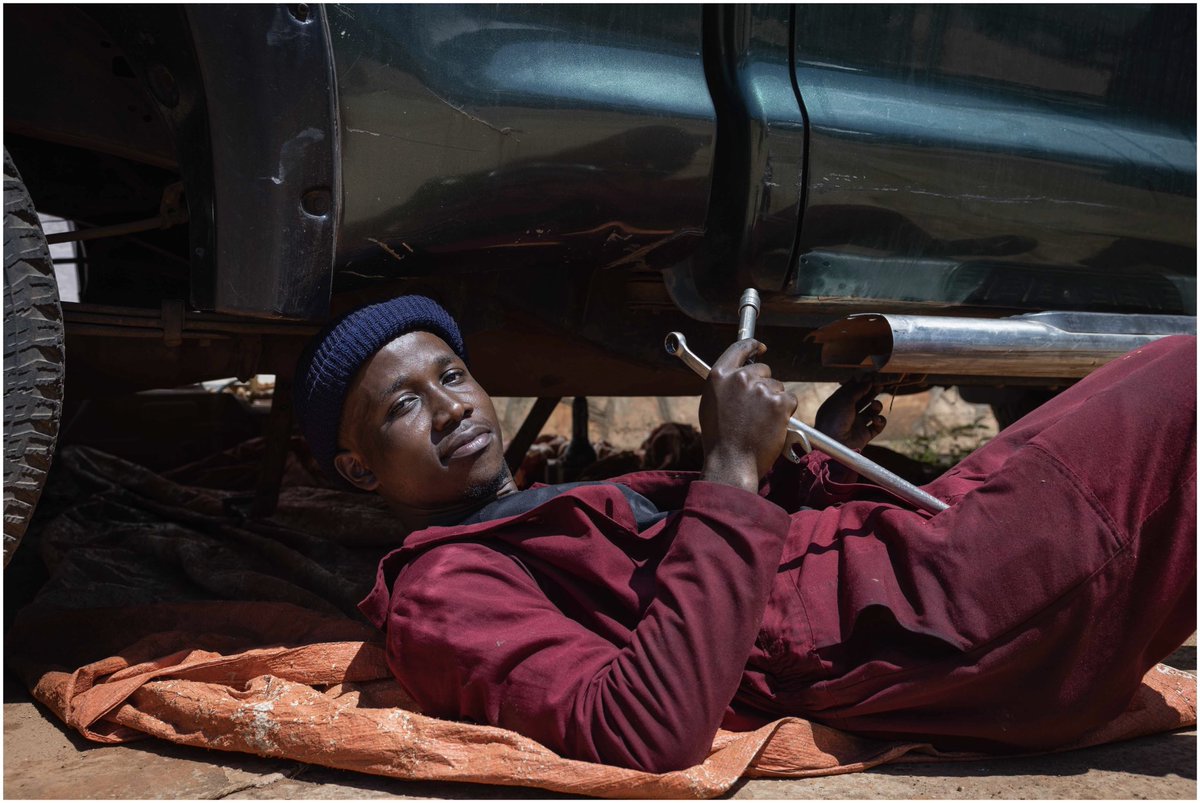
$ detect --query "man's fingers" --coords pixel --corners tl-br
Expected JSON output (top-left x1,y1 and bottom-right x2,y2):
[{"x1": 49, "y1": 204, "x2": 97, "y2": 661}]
[
  {"x1": 713, "y1": 338, "x2": 766, "y2": 371},
  {"x1": 835, "y1": 378, "x2": 881, "y2": 408},
  {"x1": 739, "y1": 362, "x2": 774, "y2": 380},
  {"x1": 753, "y1": 375, "x2": 792, "y2": 410},
  {"x1": 783, "y1": 388, "x2": 799, "y2": 417},
  {"x1": 835, "y1": 379, "x2": 870, "y2": 397},
  {"x1": 859, "y1": 398, "x2": 884, "y2": 416}
]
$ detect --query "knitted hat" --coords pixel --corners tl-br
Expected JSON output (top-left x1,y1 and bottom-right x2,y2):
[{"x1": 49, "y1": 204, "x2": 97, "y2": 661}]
[{"x1": 294, "y1": 295, "x2": 467, "y2": 479}]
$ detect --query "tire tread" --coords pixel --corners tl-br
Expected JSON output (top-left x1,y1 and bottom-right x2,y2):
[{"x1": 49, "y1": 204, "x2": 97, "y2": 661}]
[{"x1": 3, "y1": 150, "x2": 64, "y2": 566}]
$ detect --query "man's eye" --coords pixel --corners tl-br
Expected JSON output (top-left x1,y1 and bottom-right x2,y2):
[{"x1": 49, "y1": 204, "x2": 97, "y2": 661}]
[
  {"x1": 388, "y1": 397, "x2": 416, "y2": 419},
  {"x1": 443, "y1": 369, "x2": 465, "y2": 385}
]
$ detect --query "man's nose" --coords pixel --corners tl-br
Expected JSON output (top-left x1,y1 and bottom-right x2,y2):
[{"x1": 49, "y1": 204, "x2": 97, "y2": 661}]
[{"x1": 431, "y1": 389, "x2": 471, "y2": 431}]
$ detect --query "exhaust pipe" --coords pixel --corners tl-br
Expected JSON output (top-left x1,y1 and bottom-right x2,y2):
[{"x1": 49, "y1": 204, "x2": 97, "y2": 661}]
[{"x1": 811, "y1": 312, "x2": 1196, "y2": 378}]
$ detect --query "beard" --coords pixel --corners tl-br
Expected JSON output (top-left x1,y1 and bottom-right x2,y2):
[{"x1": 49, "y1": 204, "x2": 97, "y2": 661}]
[{"x1": 461, "y1": 464, "x2": 512, "y2": 502}]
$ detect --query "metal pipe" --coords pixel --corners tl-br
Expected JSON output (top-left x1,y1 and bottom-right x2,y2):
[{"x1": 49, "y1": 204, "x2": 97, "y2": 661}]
[
  {"x1": 664, "y1": 331, "x2": 949, "y2": 514},
  {"x1": 737, "y1": 288, "x2": 761, "y2": 342},
  {"x1": 46, "y1": 182, "x2": 188, "y2": 245},
  {"x1": 812, "y1": 312, "x2": 1196, "y2": 378},
  {"x1": 45, "y1": 217, "x2": 166, "y2": 245}
]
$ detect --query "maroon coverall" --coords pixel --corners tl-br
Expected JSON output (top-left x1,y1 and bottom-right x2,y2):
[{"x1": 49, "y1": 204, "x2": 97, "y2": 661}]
[{"x1": 359, "y1": 336, "x2": 1196, "y2": 773}]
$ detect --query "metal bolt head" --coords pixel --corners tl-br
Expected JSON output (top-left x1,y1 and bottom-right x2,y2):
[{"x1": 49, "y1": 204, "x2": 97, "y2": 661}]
[
  {"x1": 149, "y1": 64, "x2": 179, "y2": 108},
  {"x1": 301, "y1": 188, "x2": 332, "y2": 217},
  {"x1": 288, "y1": 4, "x2": 310, "y2": 22}
]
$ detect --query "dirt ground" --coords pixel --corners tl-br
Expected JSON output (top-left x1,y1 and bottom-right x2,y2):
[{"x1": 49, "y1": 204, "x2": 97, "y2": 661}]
[{"x1": 493, "y1": 383, "x2": 1000, "y2": 457}]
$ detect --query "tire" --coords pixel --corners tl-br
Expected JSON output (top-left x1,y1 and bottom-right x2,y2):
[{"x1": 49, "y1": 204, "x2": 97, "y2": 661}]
[{"x1": 4, "y1": 150, "x2": 64, "y2": 567}]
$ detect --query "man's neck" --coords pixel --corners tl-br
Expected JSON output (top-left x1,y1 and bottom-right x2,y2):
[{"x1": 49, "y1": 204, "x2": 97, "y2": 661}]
[{"x1": 391, "y1": 476, "x2": 521, "y2": 532}]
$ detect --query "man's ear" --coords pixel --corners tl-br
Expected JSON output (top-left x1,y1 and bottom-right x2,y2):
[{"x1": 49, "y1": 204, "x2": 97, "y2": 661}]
[{"x1": 334, "y1": 450, "x2": 380, "y2": 492}]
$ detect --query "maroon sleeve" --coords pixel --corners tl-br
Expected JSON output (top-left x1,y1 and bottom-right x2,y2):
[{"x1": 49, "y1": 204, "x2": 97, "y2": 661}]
[
  {"x1": 759, "y1": 450, "x2": 862, "y2": 512},
  {"x1": 382, "y1": 481, "x2": 790, "y2": 773}
]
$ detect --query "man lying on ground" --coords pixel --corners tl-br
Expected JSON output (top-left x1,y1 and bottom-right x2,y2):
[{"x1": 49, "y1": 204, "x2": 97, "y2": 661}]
[{"x1": 294, "y1": 294, "x2": 1196, "y2": 773}]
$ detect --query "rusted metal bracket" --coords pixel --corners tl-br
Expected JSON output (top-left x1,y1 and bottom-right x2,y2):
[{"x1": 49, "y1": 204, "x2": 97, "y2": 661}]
[
  {"x1": 161, "y1": 299, "x2": 184, "y2": 347},
  {"x1": 503, "y1": 396, "x2": 560, "y2": 474},
  {"x1": 250, "y1": 373, "x2": 294, "y2": 519},
  {"x1": 45, "y1": 182, "x2": 188, "y2": 245}
]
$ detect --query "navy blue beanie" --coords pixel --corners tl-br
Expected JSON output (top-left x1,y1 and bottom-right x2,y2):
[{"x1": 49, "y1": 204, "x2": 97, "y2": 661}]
[{"x1": 294, "y1": 295, "x2": 467, "y2": 480}]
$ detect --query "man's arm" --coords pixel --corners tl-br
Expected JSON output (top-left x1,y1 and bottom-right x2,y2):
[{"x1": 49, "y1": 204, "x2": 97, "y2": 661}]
[
  {"x1": 761, "y1": 381, "x2": 889, "y2": 512},
  {"x1": 385, "y1": 478, "x2": 790, "y2": 772}
]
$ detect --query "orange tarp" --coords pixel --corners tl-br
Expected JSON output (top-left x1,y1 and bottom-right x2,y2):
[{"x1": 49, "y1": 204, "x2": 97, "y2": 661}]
[{"x1": 8, "y1": 601, "x2": 1195, "y2": 799}]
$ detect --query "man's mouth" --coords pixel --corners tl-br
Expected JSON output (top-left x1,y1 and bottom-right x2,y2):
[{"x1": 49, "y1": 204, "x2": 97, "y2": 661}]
[{"x1": 439, "y1": 425, "x2": 493, "y2": 462}]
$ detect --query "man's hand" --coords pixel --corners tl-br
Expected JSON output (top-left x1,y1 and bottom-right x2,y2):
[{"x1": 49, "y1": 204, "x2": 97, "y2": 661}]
[
  {"x1": 814, "y1": 380, "x2": 887, "y2": 451},
  {"x1": 699, "y1": 339, "x2": 798, "y2": 493}
]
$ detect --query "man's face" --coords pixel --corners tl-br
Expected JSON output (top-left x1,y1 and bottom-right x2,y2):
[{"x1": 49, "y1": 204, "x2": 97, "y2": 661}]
[{"x1": 335, "y1": 330, "x2": 510, "y2": 512}]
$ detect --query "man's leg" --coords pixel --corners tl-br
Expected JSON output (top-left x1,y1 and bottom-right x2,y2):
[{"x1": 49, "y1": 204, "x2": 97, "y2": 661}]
[{"x1": 783, "y1": 336, "x2": 1195, "y2": 750}]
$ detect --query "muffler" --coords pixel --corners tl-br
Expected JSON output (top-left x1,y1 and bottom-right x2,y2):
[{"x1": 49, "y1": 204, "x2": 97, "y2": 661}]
[{"x1": 811, "y1": 311, "x2": 1196, "y2": 378}]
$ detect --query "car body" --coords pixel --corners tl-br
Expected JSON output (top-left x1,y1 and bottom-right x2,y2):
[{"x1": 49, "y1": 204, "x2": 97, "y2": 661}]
[{"x1": 3, "y1": 2, "x2": 1195, "y2": 401}]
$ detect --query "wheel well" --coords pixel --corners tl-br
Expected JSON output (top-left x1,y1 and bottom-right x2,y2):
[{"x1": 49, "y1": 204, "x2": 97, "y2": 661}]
[
  {"x1": 3, "y1": 5, "x2": 179, "y2": 171},
  {"x1": 4, "y1": 5, "x2": 194, "y2": 308}
]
